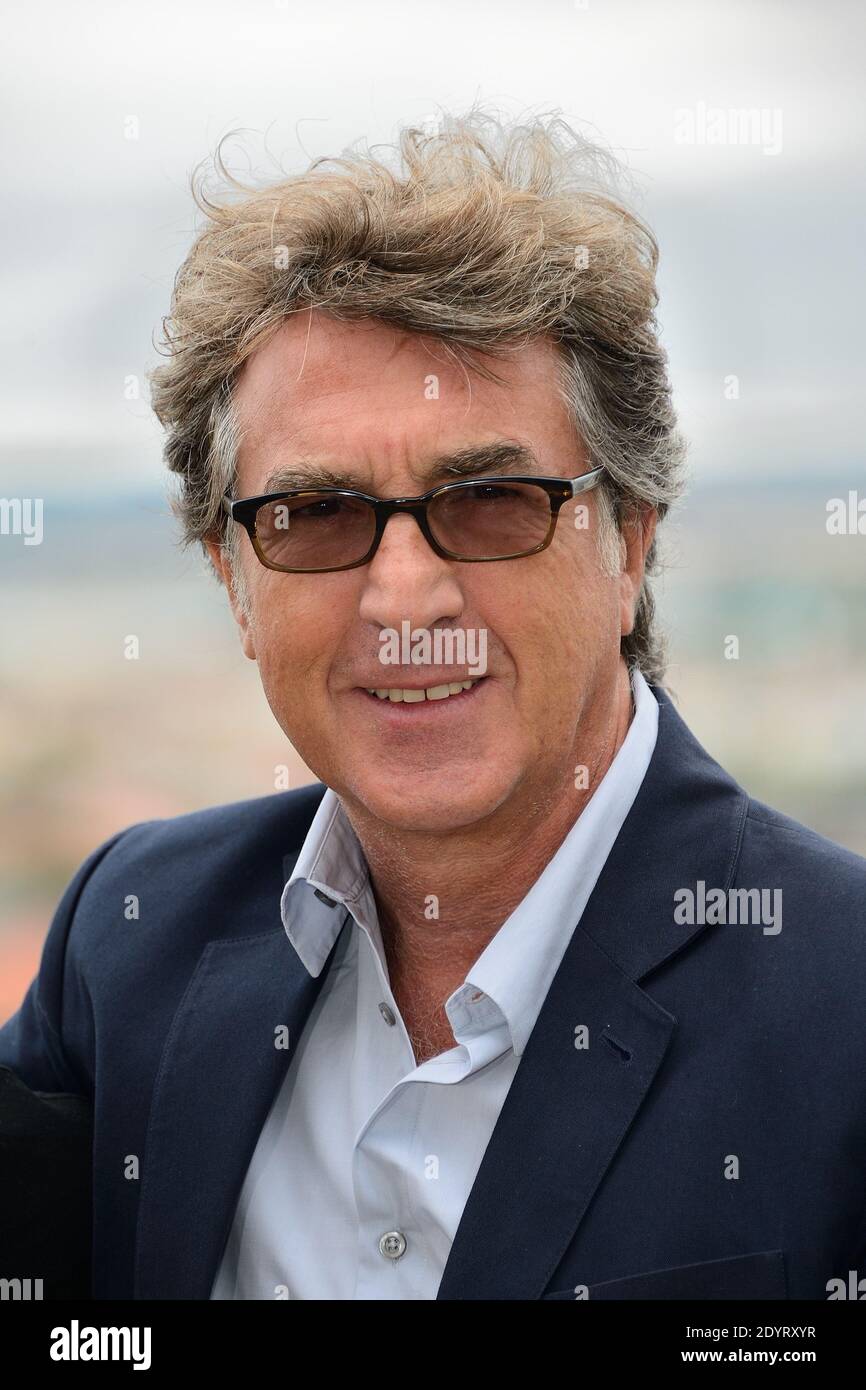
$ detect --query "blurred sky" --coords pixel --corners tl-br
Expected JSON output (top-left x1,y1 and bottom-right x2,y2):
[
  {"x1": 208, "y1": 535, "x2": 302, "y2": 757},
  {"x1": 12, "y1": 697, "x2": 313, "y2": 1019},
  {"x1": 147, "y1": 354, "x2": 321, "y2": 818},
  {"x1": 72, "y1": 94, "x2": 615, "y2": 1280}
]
[{"x1": 1, "y1": 0, "x2": 864, "y2": 497}]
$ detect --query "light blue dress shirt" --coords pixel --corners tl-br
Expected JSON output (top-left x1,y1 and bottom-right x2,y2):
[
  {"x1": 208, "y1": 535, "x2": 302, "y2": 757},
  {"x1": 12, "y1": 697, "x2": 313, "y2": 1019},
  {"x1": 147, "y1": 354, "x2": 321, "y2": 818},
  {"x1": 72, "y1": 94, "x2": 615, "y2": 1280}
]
[{"x1": 211, "y1": 667, "x2": 659, "y2": 1300}]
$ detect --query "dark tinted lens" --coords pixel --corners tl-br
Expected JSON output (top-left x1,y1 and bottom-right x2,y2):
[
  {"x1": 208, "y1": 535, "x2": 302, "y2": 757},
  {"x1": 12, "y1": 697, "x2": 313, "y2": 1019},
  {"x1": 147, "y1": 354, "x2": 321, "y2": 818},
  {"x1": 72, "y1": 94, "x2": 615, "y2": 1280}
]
[
  {"x1": 255, "y1": 493, "x2": 375, "y2": 571},
  {"x1": 428, "y1": 481, "x2": 553, "y2": 559}
]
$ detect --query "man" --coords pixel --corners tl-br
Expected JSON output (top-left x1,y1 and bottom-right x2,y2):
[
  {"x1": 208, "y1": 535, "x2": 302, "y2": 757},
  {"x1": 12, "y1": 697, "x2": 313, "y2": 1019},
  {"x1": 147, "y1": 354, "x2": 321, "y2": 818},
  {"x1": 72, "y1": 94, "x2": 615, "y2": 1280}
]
[{"x1": 2, "y1": 110, "x2": 865, "y2": 1302}]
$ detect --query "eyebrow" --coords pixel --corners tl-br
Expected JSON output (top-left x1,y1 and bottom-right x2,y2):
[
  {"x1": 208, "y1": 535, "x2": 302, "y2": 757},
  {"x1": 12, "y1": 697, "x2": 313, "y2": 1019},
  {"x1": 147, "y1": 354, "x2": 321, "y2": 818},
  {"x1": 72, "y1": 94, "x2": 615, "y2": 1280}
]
[{"x1": 260, "y1": 441, "x2": 539, "y2": 495}]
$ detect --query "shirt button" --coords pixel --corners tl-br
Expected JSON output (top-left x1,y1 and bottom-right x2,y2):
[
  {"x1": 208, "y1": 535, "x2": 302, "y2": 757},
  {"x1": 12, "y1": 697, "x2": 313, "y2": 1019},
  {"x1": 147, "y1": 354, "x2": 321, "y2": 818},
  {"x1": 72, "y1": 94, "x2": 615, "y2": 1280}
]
[
  {"x1": 378, "y1": 1002, "x2": 397, "y2": 1026},
  {"x1": 379, "y1": 1230, "x2": 407, "y2": 1260}
]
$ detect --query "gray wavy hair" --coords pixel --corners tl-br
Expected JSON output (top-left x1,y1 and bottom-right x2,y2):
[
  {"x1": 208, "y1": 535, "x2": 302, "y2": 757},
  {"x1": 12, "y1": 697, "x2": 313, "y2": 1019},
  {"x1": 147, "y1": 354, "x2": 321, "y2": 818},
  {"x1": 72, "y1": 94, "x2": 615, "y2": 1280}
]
[{"x1": 149, "y1": 106, "x2": 688, "y2": 684}]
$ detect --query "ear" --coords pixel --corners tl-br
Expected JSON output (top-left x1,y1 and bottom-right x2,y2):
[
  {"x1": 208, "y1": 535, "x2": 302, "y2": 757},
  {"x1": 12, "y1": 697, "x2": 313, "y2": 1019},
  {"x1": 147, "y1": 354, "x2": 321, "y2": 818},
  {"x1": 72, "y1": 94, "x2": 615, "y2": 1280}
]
[
  {"x1": 205, "y1": 536, "x2": 257, "y2": 661},
  {"x1": 618, "y1": 504, "x2": 658, "y2": 639}
]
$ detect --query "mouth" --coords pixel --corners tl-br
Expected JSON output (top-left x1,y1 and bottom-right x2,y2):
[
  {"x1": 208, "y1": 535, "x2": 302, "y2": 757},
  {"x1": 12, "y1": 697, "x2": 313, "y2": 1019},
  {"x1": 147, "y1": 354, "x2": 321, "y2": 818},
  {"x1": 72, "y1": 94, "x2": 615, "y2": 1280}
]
[{"x1": 353, "y1": 675, "x2": 490, "y2": 717}]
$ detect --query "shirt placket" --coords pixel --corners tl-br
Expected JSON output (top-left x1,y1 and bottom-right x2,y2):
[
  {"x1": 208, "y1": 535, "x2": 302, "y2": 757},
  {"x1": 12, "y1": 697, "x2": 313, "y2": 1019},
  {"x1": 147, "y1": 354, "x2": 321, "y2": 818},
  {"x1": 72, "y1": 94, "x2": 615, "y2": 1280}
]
[
  {"x1": 347, "y1": 922, "x2": 512, "y2": 1297},
  {"x1": 347, "y1": 919, "x2": 422, "y2": 1296}
]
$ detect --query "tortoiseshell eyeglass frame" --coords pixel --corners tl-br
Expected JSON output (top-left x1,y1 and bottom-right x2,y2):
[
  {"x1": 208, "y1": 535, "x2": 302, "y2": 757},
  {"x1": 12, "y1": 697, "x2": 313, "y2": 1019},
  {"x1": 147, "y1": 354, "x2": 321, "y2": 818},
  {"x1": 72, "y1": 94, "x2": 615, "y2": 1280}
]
[{"x1": 221, "y1": 466, "x2": 606, "y2": 574}]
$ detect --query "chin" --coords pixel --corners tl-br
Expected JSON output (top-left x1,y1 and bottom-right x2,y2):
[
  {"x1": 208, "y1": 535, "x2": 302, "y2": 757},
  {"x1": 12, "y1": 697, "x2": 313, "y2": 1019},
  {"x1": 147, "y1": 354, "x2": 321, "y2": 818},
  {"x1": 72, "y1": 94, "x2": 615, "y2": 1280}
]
[{"x1": 345, "y1": 770, "x2": 513, "y2": 834}]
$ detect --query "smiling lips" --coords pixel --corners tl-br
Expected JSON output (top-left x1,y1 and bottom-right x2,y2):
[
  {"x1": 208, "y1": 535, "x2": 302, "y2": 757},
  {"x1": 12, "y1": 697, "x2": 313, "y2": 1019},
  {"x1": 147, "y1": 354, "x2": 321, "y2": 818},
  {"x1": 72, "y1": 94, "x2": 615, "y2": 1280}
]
[{"x1": 363, "y1": 677, "x2": 485, "y2": 703}]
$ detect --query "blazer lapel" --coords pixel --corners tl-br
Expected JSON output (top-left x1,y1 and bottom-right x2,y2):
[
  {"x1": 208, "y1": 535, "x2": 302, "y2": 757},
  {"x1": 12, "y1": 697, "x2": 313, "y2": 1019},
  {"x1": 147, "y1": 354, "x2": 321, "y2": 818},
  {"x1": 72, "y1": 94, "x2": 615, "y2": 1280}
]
[
  {"x1": 437, "y1": 685, "x2": 749, "y2": 1299},
  {"x1": 134, "y1": 853, "x2": 340, "y2": 1300}
]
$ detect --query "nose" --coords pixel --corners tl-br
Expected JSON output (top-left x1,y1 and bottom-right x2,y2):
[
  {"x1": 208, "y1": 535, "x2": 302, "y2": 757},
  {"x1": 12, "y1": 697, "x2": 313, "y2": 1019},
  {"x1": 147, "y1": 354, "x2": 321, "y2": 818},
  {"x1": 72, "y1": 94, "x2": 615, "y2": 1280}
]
[{"x1": 357, "y1": 511, "x2": 464, "y2": 633}]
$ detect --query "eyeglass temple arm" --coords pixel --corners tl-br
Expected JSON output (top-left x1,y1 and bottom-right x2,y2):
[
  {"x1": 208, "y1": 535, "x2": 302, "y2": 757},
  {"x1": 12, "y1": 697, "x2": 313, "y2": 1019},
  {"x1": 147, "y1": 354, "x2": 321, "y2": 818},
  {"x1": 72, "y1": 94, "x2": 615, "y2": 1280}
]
[{"x1": 567, "y1": 466, "x2": 605, "y2": 497}]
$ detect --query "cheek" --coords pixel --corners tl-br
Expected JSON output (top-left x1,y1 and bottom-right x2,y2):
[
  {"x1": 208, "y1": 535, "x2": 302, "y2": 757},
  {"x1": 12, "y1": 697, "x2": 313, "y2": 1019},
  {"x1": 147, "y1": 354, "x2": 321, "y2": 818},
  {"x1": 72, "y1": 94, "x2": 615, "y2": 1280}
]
[
  {"x1": 526, "y1": 546, "x2": 608, "y2": 646},
  {"x1": 551, "y1": 529, "x2": 621, "y2": 630},
  {"x1": 249, "y1": 583, "x2": 343, "y2": 717},
  {"x1": 507, "y1": 556, "x2": 619, "y2": 715}
]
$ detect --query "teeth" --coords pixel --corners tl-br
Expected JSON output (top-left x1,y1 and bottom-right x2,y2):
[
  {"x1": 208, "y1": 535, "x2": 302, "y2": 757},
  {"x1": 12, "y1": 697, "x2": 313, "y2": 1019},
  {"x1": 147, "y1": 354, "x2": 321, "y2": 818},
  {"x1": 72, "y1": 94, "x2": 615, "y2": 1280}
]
[{"x1": 365, "y1": 679, "x2": 480, "y2": 702}]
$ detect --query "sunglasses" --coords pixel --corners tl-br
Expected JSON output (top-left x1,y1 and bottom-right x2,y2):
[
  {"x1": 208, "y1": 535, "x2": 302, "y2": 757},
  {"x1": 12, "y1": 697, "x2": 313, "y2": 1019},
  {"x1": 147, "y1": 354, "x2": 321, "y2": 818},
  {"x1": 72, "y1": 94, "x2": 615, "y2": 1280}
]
[{"x1": 222, "y1": 467, "x2": 605, "y2": 574}]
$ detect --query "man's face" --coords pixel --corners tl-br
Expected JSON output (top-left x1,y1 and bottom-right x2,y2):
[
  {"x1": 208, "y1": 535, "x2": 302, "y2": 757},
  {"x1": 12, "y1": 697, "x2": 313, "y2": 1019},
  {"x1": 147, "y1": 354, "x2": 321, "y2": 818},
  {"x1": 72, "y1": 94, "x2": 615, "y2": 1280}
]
[{"x1": 208, "y1": 310, "x2": 653, "y2": 834}]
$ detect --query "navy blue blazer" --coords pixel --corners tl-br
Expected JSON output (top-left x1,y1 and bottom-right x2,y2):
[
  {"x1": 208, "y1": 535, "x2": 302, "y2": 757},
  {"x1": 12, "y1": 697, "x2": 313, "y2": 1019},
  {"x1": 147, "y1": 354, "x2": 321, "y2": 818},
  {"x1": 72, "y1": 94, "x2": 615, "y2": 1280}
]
[{"x1": 2, "y1": 683, "x2": 865, "y2": 1301}]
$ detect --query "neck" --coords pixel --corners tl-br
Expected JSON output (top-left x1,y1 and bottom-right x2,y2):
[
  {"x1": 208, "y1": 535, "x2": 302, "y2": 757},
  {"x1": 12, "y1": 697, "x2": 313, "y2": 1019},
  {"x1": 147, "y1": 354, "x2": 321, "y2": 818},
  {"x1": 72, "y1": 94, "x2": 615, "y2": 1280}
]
[{"x1": 343, "y1": 661, "x2": 636, "y2": 993}]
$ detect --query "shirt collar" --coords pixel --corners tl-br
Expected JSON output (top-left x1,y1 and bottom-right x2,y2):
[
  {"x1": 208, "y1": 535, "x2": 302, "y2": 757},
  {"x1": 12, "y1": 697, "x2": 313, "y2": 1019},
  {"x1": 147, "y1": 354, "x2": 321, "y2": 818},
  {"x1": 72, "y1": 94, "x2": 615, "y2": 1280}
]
[
  {"x1": 281, "y1": 667, "x2": 659, "y2": 1055},
  {"x1": 281, "y1": 788, "x2": 377, "y2": 977},
  {"x1": 455, "y1": 667, "x2": 658, "y2": 1054}
]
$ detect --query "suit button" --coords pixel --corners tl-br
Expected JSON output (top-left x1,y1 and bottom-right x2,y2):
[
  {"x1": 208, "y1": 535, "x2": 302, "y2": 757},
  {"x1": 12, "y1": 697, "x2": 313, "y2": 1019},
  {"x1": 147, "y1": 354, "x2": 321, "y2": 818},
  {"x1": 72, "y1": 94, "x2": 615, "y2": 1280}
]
[
  {"x1": 378, "y1": 1002, "x2": 397, "y2": 1026},
  {"x1": 379, "y1": 1231, "x2": 407, "y2": 1260}
]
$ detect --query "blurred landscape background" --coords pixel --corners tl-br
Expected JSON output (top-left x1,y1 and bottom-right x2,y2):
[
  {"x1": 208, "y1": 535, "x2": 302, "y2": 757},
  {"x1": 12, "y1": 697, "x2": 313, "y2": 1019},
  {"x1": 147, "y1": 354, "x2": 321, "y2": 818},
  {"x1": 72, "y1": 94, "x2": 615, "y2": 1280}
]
[{"x1": 1, "y1": 0, "x2": 864, "y2": 1021}]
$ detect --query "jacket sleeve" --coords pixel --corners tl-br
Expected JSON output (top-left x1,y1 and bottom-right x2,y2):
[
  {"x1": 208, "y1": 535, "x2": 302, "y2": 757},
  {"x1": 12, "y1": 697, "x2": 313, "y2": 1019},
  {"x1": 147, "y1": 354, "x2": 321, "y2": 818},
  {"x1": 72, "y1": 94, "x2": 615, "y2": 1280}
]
[
  {"x1": 0, "y1": 829, "x2": 132, "y2": 1095},
  {"x1": 0, "y1": 1065, "x2": 94, "y2": 1297}
]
